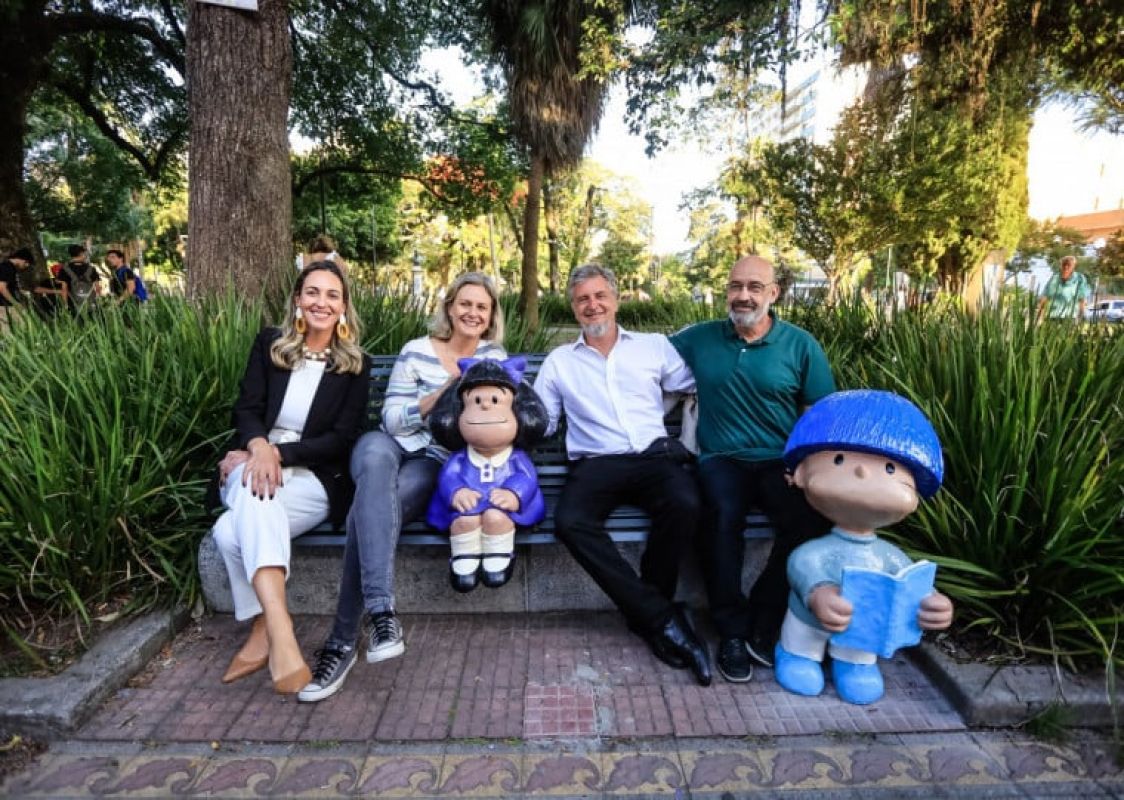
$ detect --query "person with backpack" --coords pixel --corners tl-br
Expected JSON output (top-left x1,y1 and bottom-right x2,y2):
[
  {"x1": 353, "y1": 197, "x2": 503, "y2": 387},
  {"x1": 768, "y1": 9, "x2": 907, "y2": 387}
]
[
  {"x1": 0, "y1": 247, "x2": 34, "y2": 332},
  {"x1": 106, "y1": 249, "x2": 148, "y2": 304},
  {"x1": 57, "y1": 244, "x2": 102, "y2": 315}
]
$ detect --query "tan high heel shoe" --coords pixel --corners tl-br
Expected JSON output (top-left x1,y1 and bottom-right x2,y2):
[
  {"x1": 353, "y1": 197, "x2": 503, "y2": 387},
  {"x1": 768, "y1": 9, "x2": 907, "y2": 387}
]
[
  {"x1": 272, "y1": 663, "x2": 312, "y2": 695},
  {"x1": 222, "y1": 652, "x2": 269, "y2": 684}
]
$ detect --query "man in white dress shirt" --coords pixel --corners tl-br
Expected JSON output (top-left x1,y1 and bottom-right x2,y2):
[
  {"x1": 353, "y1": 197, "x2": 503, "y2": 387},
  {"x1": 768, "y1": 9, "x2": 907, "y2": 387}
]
[{"x1": 534, "y1": 264, "x2": 712, "y2": 686}]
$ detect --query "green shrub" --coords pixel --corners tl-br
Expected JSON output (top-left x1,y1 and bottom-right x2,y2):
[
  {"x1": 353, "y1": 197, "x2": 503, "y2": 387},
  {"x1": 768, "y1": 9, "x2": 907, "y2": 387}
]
[
  {"x1": 2, "y1": 287, "x2": 1120, "y2": 672},
  {"x1": 841, "y1": 301, "x2": 1124, "y2": 669},
  {"x1": 0, "y1": 295, "x2": 262, "y2": 620}
]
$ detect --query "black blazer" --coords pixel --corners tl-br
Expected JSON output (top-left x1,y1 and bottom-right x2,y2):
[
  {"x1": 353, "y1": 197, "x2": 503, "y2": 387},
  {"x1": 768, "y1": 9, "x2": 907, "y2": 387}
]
[{"x1": 215, "y1": 327, "x2": 370, "y2": 525}]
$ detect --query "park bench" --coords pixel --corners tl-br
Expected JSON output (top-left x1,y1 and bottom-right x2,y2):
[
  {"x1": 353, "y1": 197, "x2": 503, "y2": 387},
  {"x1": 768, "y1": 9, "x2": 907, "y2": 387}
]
[
  {"x1": 295, "y1": 352, "x2": 775, "y2": 547},
  {"x1": 199, "y1": 350, "x2": 776, "y2": 614}
]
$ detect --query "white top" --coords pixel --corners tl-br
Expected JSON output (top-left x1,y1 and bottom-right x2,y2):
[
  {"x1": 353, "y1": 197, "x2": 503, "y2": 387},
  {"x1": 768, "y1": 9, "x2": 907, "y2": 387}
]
[
  {"x1": 532, "y1": 326, "x2": 696, "y2": 458},
  {"x1": 382, "y1": 335, "x2": 506, "y2": 454},
  {"x1": 270, "y1": 360, "x2": 326, "y2": 442}
]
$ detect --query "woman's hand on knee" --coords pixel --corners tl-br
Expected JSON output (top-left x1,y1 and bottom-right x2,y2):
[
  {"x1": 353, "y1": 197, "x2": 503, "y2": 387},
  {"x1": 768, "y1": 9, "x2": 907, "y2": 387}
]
[
  {"x1": 244, "y1": 438, "x2": 283, "y2": 499},
  {"x1": 219, "y1": 449, "x2": 250, "y2": 484}
]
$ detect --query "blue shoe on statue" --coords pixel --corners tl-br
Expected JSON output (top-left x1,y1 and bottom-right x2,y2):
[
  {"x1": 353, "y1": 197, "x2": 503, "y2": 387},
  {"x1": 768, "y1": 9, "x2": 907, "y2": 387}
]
[
  {"x1": 831, "y1": 659, "x2": 884, "y2": 704},
  {"x1": 773, "y1": 644, "x2": 825, "y2": 696}
]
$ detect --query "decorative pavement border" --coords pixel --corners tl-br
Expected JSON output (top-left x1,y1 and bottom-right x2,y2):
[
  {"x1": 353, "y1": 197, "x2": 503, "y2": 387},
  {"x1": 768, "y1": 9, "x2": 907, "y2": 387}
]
[{"x1": 4, "y1": 732, "x2": 1123, "y2": 798}]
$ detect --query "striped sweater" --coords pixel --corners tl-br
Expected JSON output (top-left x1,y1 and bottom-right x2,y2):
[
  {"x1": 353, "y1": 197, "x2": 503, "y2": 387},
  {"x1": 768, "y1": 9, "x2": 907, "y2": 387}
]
[{"x1": 382, "y1": 335, "x2": 506, "y2": 457}]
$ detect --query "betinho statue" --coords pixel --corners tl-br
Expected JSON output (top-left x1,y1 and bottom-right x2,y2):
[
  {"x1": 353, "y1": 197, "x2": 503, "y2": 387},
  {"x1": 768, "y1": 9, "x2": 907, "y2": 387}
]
[{"x1": 774, "y1": 389, "x2": 954, "y2": 704}]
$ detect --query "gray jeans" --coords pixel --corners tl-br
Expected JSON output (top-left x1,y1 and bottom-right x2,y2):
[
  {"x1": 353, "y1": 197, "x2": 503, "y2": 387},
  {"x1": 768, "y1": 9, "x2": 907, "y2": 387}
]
[{"x1": 327, "y1": 431, "x2": 441, "y2": 647}]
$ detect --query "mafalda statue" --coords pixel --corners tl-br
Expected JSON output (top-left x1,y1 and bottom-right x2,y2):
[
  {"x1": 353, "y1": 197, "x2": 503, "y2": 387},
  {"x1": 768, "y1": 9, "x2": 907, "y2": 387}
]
[
  {"x1": 427, "y1": 357, "x2": 548, "y2": 592},
  {"x1": 776, "y1": 389, "x2": 954, "y2": 704}
]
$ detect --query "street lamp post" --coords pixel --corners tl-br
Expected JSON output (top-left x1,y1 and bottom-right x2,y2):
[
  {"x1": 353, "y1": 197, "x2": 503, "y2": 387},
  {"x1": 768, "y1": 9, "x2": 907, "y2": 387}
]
[{"x1": 411, "y1": 245, "x2": 423, "y2": 299}]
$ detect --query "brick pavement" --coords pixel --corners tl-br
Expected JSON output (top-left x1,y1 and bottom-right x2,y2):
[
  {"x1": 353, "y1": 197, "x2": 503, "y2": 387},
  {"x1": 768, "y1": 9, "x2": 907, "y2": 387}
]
[
  {"x1": 5, "y1": 612, "x2": 1124, "y2": 798},
  {"x1": 76, "y1": 612, "x2": 963, "y2": 744}
]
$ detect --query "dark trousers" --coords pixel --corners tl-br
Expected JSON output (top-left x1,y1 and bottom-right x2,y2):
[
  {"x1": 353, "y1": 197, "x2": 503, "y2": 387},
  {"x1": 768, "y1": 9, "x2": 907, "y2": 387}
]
[
  {"x1": 698, "y1": 457, "x2": 832, "y2": 641},
  {"x1": 554, "y1": 452, "x2": 701, "y2": 633}
]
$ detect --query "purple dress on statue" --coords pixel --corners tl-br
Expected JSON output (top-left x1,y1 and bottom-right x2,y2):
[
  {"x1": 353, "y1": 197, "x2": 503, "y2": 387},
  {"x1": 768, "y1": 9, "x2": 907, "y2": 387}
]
[{"x1": 426, "y1": 446, "x2": 546, "y2": 530}]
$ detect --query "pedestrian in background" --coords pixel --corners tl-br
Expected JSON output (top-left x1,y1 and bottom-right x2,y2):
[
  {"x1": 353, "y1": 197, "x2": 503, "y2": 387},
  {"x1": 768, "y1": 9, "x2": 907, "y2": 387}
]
[{"x1": 1038, "y1": 255, "x2": 1091, "y2": 321}]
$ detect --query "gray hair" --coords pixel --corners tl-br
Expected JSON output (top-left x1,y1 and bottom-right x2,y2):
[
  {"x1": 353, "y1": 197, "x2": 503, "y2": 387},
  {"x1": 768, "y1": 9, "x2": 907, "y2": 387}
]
[
  {"x1": 567, "y1": 264, "x2": 618, "y2": 302},
  {"x1": 1060, "y1": 255, "x2": 1077, "y2": 269}
]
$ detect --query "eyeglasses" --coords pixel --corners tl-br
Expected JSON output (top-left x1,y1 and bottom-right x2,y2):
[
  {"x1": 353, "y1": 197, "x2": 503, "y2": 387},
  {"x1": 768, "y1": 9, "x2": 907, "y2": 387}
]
[{"x1": 726, "y1": 281, "x2": 774, "y2": 296}]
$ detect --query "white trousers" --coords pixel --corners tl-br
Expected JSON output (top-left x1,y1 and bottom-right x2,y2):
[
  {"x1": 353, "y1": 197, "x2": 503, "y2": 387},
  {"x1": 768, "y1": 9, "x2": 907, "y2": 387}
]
[{"x1": 212, "y1": 464, "x2": 329, "y2": 620}]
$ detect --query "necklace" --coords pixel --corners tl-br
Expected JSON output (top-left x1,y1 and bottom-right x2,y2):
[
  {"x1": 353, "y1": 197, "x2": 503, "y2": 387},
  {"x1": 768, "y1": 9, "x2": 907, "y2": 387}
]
[{"x1": 302, "y1": 346, "x2": 331, "y2": 362}]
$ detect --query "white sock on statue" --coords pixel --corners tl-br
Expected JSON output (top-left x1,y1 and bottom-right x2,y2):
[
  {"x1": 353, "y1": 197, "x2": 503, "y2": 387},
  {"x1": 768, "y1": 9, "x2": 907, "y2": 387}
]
[
  {"x1": 449, "y1": 529, "x2": 482, "y2": 576},
  {"x1": 481, "y1": 530, "x2": 515, "y2": 573}
]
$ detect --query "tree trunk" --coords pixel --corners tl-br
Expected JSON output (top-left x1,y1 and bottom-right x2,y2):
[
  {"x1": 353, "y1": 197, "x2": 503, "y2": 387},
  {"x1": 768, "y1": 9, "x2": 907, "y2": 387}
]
[
  {"x1": 186, "y1": 0, "x2": 292, "y2": 299},
  {"x1": 518, "y1": 155, "x2": 543, "y2": 330},
  {"x1": 0, "y1": 4, "x2": 49, "y2": 276},
  {"x1": 543, "y1": 178, "x2": 560, "y2": 294},
  {"x1": 569, "y1": 184, "x2": 598, "y2": 278}
]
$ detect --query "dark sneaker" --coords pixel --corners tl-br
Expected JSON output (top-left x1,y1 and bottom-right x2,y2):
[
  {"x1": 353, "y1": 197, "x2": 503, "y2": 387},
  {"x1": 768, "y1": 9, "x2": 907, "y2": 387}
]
[
  {"x1": 744, "y1": 630, "x2": 775, "y2": 668},
  {"x1": 717, "y1": 638, "x2": 754, "y2": 683},
  {"x1": 365, "y1": 611, "x2": 405, "y2": 664},
  {"x1": 298, "y1": 645, "x2": 356, "y2": 703}
]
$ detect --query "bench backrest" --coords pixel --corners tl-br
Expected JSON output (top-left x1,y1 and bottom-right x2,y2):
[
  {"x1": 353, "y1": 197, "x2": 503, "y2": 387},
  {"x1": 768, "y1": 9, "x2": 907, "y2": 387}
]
[{"x1": 365, "y1": 352, "x2": 684, "y2": 471}]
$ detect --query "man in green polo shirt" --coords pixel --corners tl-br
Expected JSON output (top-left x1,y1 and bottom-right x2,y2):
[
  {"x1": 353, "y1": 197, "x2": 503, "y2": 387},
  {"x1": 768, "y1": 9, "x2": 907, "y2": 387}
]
[
  {"x1": 1037, "y1": 255, "x2": 1091, "y2": 321},
  {"x1": 670, "y1": 255, "x2": 835, "y2": 683}
]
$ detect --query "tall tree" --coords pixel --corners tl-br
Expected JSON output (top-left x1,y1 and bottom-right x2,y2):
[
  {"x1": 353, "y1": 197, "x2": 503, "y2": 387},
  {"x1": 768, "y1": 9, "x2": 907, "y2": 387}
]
[
  {"x1": 481, "y1": 0, "x2": 630, "y2": 329},
  {"x1": 0, "y1": 1, "x2": 184, "y2": 266},
  {"x1": 186, "y1": 0, "x2": 292, "y2": 297}
]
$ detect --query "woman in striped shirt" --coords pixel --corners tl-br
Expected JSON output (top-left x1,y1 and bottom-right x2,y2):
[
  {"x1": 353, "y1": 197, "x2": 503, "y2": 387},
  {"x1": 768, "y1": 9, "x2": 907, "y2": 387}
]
[{"x1": 299, "y1": 272, "x2": 506, "y2": 702}]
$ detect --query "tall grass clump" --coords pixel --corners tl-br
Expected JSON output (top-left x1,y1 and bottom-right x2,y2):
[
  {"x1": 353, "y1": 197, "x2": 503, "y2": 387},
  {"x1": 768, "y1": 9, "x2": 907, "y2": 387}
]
[
  {"x1": 352, "y1": 285, "x2": 429, "y2": 354},
  {"x1": 0, "y1": 295, "x2": 263, "y2": 623},
  {"x1": 843, "y1": 300, "x2": 1124, "y2": 668},
  {"x1": 499, "y1": 293, "x2": 557, "y2": 353}
]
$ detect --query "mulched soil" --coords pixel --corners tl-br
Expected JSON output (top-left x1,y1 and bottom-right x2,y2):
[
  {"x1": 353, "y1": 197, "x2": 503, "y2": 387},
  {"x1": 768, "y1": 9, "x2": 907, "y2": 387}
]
[
  {"x1": 0, "y1": 596, "x2": 135, "y2": 679},
  {"x1": 0, "y1": 733, "x2": 47, "y2": 784}
]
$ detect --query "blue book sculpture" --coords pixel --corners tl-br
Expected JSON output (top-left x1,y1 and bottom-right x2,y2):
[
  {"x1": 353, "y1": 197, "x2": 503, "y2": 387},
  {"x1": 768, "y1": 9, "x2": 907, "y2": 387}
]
[{"x1": 830, "y1": 560, "x2": 937, "y2": 659}]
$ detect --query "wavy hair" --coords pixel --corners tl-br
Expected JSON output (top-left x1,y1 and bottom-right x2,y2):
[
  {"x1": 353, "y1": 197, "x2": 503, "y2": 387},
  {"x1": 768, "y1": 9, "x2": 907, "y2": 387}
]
[
  {"x1": 271, "y1": 260, "x2": 365, "y2": 375},
  {"x1": 429, "y1": 271, "x2": 504, "y2": 344}
]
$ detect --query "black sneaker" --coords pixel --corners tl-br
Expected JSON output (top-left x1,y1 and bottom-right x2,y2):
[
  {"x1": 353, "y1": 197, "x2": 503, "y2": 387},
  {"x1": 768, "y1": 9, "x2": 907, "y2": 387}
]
[
  {"x1": 745, "y1": 630, "x2": 775, "y2": 668},
  {"x1": 365, "y1": 611, "x2": 405, "y2": 664},
  {"x1": 297, "y1": 645, "x2": 357, "y2": 703},
  {"x1": 717, "y1": 638, "x2": 754, "y2": 683}
]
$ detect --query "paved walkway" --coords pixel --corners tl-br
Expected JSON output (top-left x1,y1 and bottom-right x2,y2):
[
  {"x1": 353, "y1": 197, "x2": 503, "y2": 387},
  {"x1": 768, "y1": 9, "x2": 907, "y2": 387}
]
[{"x1": 4, "y1": 612, "x2": 1122, "y2": 797}]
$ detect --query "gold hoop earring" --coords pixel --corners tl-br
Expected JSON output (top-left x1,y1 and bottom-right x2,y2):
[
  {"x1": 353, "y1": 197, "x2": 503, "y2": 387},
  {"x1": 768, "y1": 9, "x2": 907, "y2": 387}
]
[
  {"x1": 336, "y1": 313, "x2": 351, "y2": 341},
  {"x1": 294, "y1": 307, "x2": 307, "y2": 335}
]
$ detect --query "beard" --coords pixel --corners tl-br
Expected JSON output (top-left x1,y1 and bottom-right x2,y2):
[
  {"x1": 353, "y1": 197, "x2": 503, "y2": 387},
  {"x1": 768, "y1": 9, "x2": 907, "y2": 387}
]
[
  {"x1": 580, "y1": 320, "x2": 611, "y2": 338},
  {"x1": 728, "y1": 304, "x2": 767, "y2": 329}
]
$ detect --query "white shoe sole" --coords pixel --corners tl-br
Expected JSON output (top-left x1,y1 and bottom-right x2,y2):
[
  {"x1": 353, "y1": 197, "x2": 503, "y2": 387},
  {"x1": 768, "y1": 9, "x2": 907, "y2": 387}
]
[
  {"x1": 297, "y1": 655, "x2": 357, "y2": 703},
  {"x1": 366, "y1": 639, "x2": 405, "y2": 664},
  {"x1": 717, "y1": 663, "x2": 754, "y2": 683}
]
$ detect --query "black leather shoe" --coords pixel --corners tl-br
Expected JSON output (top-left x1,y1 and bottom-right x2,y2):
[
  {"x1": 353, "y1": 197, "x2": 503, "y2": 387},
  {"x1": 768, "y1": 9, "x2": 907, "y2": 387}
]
[
  {"x1": 480, "y1": 553, "x2": 515, "y2": 588},
  {"x1": 655, "y1": 610, "x2": 712, "y2": 686},
  {"x1": 645, "y1": 632, "x2": 689, "y2": 669},
  {"x1": 627, "y1": 620, "x2": 688, "y2": 668},
  {"x1": 449, "y1": 555, "x2": 479, "y2": 593}
]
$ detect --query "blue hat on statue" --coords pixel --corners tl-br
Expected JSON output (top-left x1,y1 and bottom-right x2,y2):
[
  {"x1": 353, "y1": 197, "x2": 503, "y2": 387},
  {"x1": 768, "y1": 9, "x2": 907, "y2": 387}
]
[{"x1": 783, "y1": 390, "x2": 944, "y2": 499}]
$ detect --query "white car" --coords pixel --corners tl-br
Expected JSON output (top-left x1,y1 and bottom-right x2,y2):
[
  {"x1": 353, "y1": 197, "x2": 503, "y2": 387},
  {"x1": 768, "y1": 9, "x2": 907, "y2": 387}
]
[{"x1": 1084, "y1": 299, "x2": 1124, "y2": 323}]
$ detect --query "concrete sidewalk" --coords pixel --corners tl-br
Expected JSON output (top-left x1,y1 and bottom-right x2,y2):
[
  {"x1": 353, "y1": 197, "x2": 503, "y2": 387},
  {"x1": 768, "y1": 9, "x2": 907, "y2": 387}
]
[{"x1": 3, "y1": 612, "x2": 1122, "y2": 798}]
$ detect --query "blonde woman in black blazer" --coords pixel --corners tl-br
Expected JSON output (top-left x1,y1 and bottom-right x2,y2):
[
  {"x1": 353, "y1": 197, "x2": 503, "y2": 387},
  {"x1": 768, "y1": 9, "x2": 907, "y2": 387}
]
[{"x1": 212, "y1": 261, "x2": 370, "y2": 694}]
